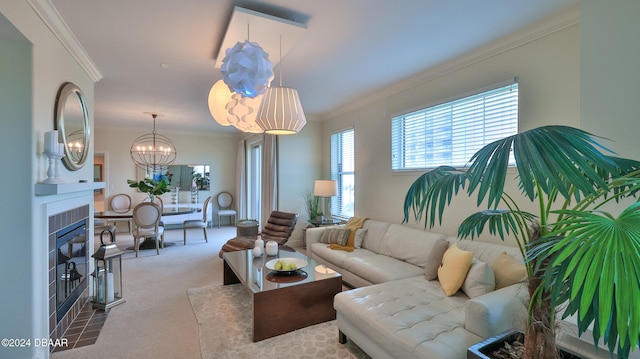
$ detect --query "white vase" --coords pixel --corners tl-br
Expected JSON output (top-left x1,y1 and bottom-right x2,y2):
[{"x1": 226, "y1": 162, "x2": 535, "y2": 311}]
[
  {"x1": 265, "y1": 241, "x2": 278, "y2": 256},
  {"x1": 252, "y1": 246, "x2": 262, "y2": 257},
  {"x1": 255, "y1": 238, "x2": 264, "y2": 249}
]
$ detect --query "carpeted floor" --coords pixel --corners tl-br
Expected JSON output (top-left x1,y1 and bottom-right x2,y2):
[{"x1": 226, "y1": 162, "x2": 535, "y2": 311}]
[{"x1": 187, "y1": 283, "x2": 369, "y2": 359}]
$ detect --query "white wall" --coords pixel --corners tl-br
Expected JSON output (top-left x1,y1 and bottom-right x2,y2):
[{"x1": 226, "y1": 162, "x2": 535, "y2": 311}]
[
  {"x1": 580, "y1": 0, "x2": 640, "y2": 158},
  {"x1": 277, "y1": 120, "x2": 322, "y2": 245},
  {"x1": 323, "y1": 20, "x2": 580, "y2": 247},
  {"x1": 0, "y1": 13, "x2": 35, "y2": 359},
  {"x1": 1, "y1": 1, "x2": 96, "y2": 358}
]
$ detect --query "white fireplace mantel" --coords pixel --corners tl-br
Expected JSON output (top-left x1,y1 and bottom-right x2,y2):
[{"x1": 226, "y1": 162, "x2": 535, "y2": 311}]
[{"x1": 35, "y1": 181, "x2": 105, "y2": 196}]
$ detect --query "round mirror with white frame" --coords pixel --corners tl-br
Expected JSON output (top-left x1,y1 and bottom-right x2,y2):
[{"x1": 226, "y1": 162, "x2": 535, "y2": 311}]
[{"x1": 55, "y1": 82, "x2": 90, "y2": 171}]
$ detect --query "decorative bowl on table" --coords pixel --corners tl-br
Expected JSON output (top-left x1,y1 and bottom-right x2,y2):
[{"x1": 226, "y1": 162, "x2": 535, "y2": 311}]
[{"x1": 265, "y1": 257, "x2": 308, "y2": 274}]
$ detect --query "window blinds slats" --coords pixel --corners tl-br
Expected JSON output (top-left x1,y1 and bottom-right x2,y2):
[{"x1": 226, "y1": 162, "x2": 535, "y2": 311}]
[{"x1": 391, "y1": 81, "x2": 518, "y2": 170}]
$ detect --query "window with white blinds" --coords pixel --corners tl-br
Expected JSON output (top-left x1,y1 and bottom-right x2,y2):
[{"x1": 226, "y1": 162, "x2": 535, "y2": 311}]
[
  {"x1": 391, "y1": 80, "x2": 518, "y2": 171},
  {"x1": 331, "y1": 128, "x2": 355, "y2": 218}
]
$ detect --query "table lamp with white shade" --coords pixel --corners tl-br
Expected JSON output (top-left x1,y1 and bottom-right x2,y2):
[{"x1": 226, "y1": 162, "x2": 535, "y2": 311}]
[{"x1": 314, "y1": 180, "x2": 337, "y2": 222}]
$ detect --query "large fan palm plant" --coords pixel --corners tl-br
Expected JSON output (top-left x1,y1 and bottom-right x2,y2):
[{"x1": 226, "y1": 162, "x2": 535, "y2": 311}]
[{"x1": 403, "y1": 125, "x2": 640, "y2": 359}]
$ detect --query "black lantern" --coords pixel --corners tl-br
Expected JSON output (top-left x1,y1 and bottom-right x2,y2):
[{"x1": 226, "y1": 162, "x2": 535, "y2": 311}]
[{"x1": 91, "y1": 229, "x2": 125, "y2": 311}]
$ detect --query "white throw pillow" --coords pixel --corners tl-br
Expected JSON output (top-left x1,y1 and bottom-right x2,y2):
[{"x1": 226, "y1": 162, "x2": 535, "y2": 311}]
[
  {"x1": 354, "y1": 228, "x2": 367, "y2": 248},
  {"x1": 462, "y1": 259, "x2": 496, "y2": 298}
]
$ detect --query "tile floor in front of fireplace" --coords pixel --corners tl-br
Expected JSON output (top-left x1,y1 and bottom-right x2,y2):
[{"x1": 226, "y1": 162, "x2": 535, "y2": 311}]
[{"x1": 53, "y1": 302, "x2": 108, "y2": 352}]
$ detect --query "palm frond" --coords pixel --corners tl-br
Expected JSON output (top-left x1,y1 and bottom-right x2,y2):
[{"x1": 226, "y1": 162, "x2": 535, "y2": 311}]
[
  {"x1": 402, "y1": 166, "x2": 468, "y2": 228},
  {"x1": 542, "y1": 204, "x2": 640, "y2": 357},
  {"x1": 466, "y1": 126, "x2": 620, "y2": 208},
  {"x1": 458, "y1": 209, "x2": 536, "y2": 243}
]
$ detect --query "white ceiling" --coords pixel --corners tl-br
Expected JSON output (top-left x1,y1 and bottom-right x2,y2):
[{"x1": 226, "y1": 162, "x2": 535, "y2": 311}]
[{"x1": 50, "y1": 0, "x2": 578, "y2": 134}]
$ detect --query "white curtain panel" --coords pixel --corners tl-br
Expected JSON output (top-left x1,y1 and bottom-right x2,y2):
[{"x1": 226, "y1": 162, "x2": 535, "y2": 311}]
[
  {"x1": 235, "y1": 139, "x2": 247, "y2": 220},
  {"x1": 261, "y1": 134, "x2": 278, "y2": 226}
]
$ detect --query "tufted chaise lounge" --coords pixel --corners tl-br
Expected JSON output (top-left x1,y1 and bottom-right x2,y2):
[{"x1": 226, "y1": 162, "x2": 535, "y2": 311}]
[{"x1": 306, "y1": 219, "x2": 528, "y2": 359}]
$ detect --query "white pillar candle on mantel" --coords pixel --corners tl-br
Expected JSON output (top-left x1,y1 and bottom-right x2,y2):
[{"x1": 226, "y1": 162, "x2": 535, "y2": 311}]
[{"x1": 44, "y1": 130, "x2": 58, "y2": 154}]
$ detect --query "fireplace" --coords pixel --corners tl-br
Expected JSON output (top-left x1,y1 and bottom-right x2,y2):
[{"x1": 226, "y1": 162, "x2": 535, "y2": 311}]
[
  {"x1": 55, "y1": 219, "x2": 88, "y2": 322},
  {"x1": 48, "y1": 204, "x2": 90, "y2": 343}
]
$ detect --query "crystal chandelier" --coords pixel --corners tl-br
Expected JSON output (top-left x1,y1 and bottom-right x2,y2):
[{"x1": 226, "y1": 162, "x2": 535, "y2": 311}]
[{"x1": 130, "y1": 113, "x2": 177, "y2": 174}]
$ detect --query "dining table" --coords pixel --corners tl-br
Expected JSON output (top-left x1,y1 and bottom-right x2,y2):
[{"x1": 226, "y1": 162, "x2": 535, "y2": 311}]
[{"x1": 95, "y1": 206, "x2": 200, "y2": 250}]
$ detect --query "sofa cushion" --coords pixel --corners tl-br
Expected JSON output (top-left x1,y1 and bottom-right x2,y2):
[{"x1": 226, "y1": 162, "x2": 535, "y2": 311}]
[
  {"x1": 344, "y1": 255, "x2": 424, "y2": 284},
  {"x1": 438, "y1": 244, "x2": 474, "y2": 296},
  {"x1": 492, "y1": 252, "x2": 527, "y2": 289},
  {"x1": 360, "y1": 220, "x2": 391, "y2": 253},
  {"x1": 319, "y1": 228, "x2": 351, "y2": 245},
  {"x1": 424, "y1": 239, "x2": 449, "y2": 280},
  {"x1": 354, "y1": 228, "x2": 367, "y2": 248},
  {"x1": 461, "y1": 259, "x2": 495, "y2": 298},
  {"x1": 447, "y1": 237, "x2": 522, "y2": 265},
  {"x1": 379, "y1": 224, "x2": 445, "y2": 267},
  {"x1": 310, "y1": 242, "x2": 376, "y2": 269}
]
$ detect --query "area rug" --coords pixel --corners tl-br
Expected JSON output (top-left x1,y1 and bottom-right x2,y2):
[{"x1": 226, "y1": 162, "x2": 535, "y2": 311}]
[{"x1": 187, "y1": 283, "x2": 369, "y2": 359}]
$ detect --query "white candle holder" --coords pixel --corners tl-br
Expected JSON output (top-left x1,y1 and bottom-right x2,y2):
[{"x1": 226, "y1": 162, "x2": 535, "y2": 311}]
[{"x1": 43, "y1": 151, "x2": 65, "y2": 184}]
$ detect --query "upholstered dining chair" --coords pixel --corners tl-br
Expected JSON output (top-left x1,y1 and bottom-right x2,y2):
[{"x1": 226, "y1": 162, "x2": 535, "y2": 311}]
[
  {"x1": 183, "y1": 196, "x2": 212, "y2": 245},
  {"x1": 218, "y1": 210, "x2": 298, "y2": 258},
  {"x1": 107, "y1": 194, "x2": 133, "y2": 233},
  {"x1": 132, "y1": 202, "x2": 164, "y2": 257},
  {"x1": 143, "y1": 196, "x2": 165, "y2": 238},
  {"x1": 216, "y1": 191, "x2": 237, "y2": 227}
]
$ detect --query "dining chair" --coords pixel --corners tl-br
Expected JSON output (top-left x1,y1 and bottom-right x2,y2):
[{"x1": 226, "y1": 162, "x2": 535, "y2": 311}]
[
  {"x1": 216, "y1": 191, "x2": 237, "y2": 227},
  {"x1": 143, "y1": 196, "x2": 165, "y2": 244},
  {"x1": 132, "y1": 202, "x2": 164, "y2": 257},
  {"x1": 107, "y1": 194, "x2": 133, "y2": 233},
  {"x1": 183, "y1": 196, "x2": 212, "y2": 245}
]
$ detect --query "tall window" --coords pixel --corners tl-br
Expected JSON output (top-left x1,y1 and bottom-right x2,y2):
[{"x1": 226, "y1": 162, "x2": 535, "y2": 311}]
[
  {"x1": 331, "y1": 128, "x2": 355, "y2": 218},
  {"x1": 248, "y1": 142, "x2": 262, "y2": 221},
  {"x1": 391, "y1": 79, "x2": 518, "y2": 171}
]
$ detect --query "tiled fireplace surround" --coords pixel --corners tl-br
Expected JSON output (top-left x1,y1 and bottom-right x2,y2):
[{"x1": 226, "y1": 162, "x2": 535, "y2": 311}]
[{"x1": 48, "y1": 204, "x2": 90, "y2": 344}]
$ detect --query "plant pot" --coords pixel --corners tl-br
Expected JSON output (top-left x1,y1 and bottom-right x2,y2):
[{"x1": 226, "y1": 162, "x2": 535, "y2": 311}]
[{"x1": 467, "y1": 330, "x2": 583, "y2": 359}]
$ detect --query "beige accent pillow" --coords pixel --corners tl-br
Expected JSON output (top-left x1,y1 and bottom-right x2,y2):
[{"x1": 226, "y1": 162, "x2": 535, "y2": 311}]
[
  {"x1": 437, "y1": 243, "x2": 474, "y2": 296},
  {"x1": 424, "y1": 239, "x2": 450, "y2": 280},
  {"x1": 492, "y1": 252, "x2": 527, "y2": 289},
  {"x1": 462, "y1": 259, "x2": 496, "y2": 298},
  {"x1": 319, "y1": 228, "x2": 351, "y2": 246},
  {"x1": 354, "y1": 228, "x2": 367, "y2": 248}
]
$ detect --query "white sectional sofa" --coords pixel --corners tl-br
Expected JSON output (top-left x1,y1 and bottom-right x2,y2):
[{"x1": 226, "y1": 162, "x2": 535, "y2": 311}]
[{"x1": 305, "y1": 219, "x2": 528, "y2": 359}]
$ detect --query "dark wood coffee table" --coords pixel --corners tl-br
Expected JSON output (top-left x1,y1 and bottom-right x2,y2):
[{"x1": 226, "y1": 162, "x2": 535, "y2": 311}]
[{"x1": 223, "y1": 246, "x2": 342, "y2": 342}]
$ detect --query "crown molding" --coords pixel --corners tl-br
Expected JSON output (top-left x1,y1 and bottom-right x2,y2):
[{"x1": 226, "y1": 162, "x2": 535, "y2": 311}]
[
  {"x1": 28, "y1": 0, "x2": 103, "y2": 82},
  {"x1": 325, "y1": 6, "x2": 580, "y2": 120}
]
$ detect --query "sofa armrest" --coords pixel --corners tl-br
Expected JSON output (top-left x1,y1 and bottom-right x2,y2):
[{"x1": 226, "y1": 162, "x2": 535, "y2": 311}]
[
  {"x1": 465, "y1": 283, "x2": 528, "y2": 338},
  {"x1": 305, "y1": 227, "x2": 328, "y2": 257},
  {"x1": 305, "y1": 225, "x2": 344, "y2": 257}
]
